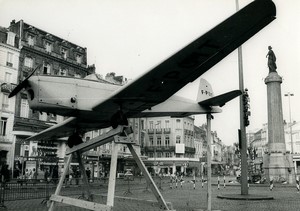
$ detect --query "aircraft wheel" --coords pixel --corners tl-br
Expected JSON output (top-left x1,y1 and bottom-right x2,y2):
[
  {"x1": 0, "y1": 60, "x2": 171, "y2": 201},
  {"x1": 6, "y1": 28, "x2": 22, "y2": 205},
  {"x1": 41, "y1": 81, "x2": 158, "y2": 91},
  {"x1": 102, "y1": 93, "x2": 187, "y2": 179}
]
[
  {"x1": 67, "y1": 133, "x2": 83, "y2": 148},
  {"x1": 110, "y1": 110, "x2": 128, "y2": 129}
]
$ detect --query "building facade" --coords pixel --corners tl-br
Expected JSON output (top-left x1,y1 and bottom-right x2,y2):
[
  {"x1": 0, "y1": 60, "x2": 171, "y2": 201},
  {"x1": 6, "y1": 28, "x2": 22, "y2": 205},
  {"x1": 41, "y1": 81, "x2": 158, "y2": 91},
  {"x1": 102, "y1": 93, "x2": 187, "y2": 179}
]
[
  {"x1": 6, "y1": 19, "x2": 95, "y2": 178},
  {"x1": 0, "y1": 26, "x2": 19, "y2": 169}
]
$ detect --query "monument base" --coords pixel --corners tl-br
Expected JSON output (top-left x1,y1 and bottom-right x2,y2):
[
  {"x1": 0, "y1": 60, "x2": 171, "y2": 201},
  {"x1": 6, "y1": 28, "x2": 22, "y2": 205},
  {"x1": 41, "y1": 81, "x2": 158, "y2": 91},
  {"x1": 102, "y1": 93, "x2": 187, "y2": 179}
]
[{"x1": 263, "y1": 152, "x2": 294, "y2": 184}]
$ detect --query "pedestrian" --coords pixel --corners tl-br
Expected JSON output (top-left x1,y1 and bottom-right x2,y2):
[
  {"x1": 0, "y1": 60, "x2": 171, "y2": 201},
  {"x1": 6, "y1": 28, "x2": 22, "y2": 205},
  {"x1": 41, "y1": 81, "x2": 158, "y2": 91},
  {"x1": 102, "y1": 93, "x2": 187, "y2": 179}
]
[
  {"x1": 44, "y1": 169, "x2": 50, "y2": 183},
  {"x1": 86, "y1": 167, "x2": 91, "y2": 182},
  {"x1": 270, "y1": 177, "x2": 274, "y2": 191},
  {"x1": 180, "y1": 174, "x2": 184, "y2": 188},
  {"x1": 0, "y1": 164, "x2": 10, "y2": 183},
  {"x1": 296, "y1": 176, "x2": 299, "y2": 193},
  {"x1": 52, "y1": 165, "x2": 59, "y2": 184},
  {"x1": 175, "y1": 173, "x2": 178, "y2": 188}
]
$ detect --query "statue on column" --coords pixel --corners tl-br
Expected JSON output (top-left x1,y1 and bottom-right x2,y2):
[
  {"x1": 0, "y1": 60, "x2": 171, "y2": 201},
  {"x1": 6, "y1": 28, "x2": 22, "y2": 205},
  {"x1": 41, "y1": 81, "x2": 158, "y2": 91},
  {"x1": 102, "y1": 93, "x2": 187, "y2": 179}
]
[{"x1": 266, "y1": 46, "x2": 277, "y2": 73}]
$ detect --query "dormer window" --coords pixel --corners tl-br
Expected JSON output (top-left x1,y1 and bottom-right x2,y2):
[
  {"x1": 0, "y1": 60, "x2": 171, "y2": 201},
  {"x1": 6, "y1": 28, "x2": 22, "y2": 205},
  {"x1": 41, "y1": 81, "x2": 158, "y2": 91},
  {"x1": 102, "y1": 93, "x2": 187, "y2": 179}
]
[
  {"x1": 45, "y1": 41, "x2": 52, "y2": 53},
  {"x1": 28, "y1": 34, "x2": 34, "y2": 46},
  {"x1": 7, "y1": 32, "x2": 16, "y2": 46},
  {"x1": 76, "y1": 54, "x2": 82, "y2": 64},
  {"x1": 61, "y1": 48, "x2": 67, "y2": 59}
]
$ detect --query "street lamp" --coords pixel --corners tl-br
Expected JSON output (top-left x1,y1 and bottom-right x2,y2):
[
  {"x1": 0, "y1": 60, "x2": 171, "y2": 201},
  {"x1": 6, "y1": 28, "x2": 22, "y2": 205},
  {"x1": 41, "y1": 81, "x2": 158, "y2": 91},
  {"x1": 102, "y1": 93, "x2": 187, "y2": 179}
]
[{"x1": 284, "y1": 92, "x2": 294, "y2": 153}]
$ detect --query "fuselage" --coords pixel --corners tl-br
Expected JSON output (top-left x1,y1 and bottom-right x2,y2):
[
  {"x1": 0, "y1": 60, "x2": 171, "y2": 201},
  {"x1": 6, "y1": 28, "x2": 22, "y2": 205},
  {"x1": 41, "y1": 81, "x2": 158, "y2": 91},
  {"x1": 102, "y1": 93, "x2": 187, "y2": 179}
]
[{"x1": 25, "y1": 75, "x2": 221, "y2": 121}]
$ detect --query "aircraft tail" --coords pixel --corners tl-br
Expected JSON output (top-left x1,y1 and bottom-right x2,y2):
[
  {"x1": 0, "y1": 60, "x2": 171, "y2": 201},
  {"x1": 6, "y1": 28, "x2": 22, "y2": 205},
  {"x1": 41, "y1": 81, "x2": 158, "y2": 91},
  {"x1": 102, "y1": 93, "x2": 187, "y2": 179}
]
[
  {"x1": 197, "y1": 78, "x2": 242, "y2": 107},
  {"x1": 196, "y1": 78, "x2": 214, "y2": 103}
]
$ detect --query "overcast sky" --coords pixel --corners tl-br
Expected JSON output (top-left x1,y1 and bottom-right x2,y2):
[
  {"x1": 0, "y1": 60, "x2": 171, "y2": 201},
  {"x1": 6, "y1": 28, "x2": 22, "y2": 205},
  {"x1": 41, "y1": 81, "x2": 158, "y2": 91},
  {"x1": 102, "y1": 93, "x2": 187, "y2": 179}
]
[{"x1": 0, "y1": 0, "x2": 299, "y2": 146}]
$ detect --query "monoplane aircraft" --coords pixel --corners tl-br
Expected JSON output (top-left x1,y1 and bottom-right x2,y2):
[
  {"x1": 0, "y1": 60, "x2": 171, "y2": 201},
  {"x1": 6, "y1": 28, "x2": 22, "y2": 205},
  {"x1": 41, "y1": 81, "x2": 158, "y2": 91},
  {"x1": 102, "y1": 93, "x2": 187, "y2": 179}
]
[{"x1": 9, "y1": 0, "x2": 276, "y2": 147}]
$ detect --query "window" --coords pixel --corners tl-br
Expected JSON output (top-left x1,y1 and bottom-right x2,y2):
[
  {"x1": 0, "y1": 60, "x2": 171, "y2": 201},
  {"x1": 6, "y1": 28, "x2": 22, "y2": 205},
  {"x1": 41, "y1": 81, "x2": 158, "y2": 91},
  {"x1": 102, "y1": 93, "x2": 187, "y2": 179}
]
[
  {"x1": 165, "y1": 120, "x2": 170, "y2": 128},
  {"x1": 157, "y1": 136, "x2": 162, "y2": 146},
  {"x1": 176, "y1": 119, "x2": 181, "y2": 129},
  {"x1": 20, "y1": 99, "x2": 29, "y2": 118},
  {"x1": 176, "y1": 135, "x2": 181, "y2": 144},
  {"x1": 43, "y1": 63, "x2": 51, "y2": 75},
  {"x1": 149, "y1": 152, "x2": 154, "y2": 158},
  {"x1": 24, "y1": 57, "x2": 33, "y2": 68},
  {"x1": 156, "y1": 121, "x2": 161, "y2": 129},
  {"x1": 45, "y1": 42, "x2": 52, "y2": 53},
  {"x1": 0, "y1": 117, "x2": 7, "y2": 136},
  {"x1": 7, "y1": 32, "x2": 15, "y2": 46},
  {"x1": 28, "y1": 35, "x2": 34, "y2": 46},
  {"x1": 157, "y1": 152, "x2": 162, "y2": 158},
  {"x1": 149, "y1": 121, "x2": 154, "y2": 130},
  {"x1": 6, "y1": 52, "x2": 13, "y2": 67},
  {"x1": 2, "y1": 94, "x2": 9, "y2": 109},
  {"x1": 166, "y1": 152, "x2": 170, "y2": 158},
  {"x1": 76, "y1": 54, "x2": 82, "y2": 64},
  {"x1": 61, "y1": 48, "x2": 67, "y2": 59},
  {"x1": 149, "y1": 136, "x2": 154, "y2": 146},
  {"x1": 165, "y1": 136, "x2": 170, "y2": 147},
  {"x1": 4, "y1": 72, "x2": 11, "y2": 83}
]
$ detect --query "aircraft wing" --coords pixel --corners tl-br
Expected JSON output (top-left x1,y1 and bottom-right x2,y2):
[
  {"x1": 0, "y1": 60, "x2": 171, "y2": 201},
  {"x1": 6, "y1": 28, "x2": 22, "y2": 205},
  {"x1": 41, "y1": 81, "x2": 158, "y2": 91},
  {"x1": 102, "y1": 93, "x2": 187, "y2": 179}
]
[
  {"x1": 26, "y1": 0, "x2": 276, "y2": 141},
  {"x1": 92, "y1": 0, "x2": 275, "y2": 117}
]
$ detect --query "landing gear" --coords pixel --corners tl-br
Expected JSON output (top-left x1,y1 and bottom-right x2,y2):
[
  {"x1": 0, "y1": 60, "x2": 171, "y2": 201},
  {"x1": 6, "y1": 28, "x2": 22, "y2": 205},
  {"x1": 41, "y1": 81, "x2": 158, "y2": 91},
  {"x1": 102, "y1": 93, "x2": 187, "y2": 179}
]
[
  {"x1": 67, "y1": 132, "x2": 83, "y2": 148},
  {"x1": 110, "y1": 110, "x2": 128, "y2": 129}
]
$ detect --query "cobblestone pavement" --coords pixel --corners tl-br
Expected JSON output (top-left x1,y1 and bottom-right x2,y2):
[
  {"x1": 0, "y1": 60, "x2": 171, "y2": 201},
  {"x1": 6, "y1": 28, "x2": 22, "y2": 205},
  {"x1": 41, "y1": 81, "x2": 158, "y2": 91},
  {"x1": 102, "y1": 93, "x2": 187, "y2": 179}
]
[{"x1": 1, "y1": 177, "x2": 300, "y2": 211}]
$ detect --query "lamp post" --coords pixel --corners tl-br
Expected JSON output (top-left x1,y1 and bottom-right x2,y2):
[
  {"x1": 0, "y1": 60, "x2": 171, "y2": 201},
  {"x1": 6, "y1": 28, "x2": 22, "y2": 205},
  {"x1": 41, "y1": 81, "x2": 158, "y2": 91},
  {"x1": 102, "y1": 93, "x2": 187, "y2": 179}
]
[{"x1": 284, "y1": 92, "x2": 294, "y2": 153}]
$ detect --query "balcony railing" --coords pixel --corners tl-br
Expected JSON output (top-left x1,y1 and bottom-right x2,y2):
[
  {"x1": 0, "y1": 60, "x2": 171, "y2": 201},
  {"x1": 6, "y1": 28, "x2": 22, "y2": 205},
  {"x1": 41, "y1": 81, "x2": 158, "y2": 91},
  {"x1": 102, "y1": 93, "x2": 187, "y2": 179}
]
[
  {"x1": 1, "y1": 83, "x2": 17, "y2": 94},
  {"x1": 163, "y1": 128, "x2": 171, "y2": 134},
  {"x1": 143, "y1": 146, "x2": 175, "y2": 152}
]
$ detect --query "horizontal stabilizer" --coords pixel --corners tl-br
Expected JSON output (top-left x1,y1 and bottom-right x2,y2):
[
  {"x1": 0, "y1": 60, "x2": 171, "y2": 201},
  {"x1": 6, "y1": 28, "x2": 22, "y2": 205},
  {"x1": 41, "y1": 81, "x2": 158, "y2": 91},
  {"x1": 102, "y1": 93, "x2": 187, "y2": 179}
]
[{"x1": 199, "y1": 90, "x2": 242, "y2": 107}]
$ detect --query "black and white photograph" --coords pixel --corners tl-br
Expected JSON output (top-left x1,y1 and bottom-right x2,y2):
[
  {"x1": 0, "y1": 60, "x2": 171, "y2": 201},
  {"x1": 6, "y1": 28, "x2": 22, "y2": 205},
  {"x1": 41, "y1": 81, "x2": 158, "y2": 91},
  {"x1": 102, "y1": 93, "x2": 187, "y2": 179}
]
[{"x1": 0, "y1": 0, "x2": 299, "y2": 210}]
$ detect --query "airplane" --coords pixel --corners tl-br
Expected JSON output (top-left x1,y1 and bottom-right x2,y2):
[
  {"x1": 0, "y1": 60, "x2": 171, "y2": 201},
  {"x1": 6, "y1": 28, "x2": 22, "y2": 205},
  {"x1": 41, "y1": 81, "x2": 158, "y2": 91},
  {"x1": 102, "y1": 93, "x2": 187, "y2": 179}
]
[{"x1": 9, "y1": 0, "x2": 276, "y2": 147}]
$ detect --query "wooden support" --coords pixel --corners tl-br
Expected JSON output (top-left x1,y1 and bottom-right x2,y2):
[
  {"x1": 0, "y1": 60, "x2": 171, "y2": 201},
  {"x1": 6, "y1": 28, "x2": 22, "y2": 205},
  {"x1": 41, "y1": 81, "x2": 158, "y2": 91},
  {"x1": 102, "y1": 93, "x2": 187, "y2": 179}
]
[
  {"x1": 47, "y1": 126, "x2": 172, "y2": 211},
  {"x1": 76, "y1": 151, "x2": 92, "y2": 200},
  {"x1": 107, "y1": 141, "x2": 119, "y2": 206},
  {"x1": 50, "y1": 195, "x2": 112, "y2": 211},
  {"x1": 66, "y1": 126, "x2": 124, "y2": 155},
  {"x1": 48, "y1": 154, "x2": 73, "y2": 211},
  {"x1": 127, "y1": 143, "x2": 170, "y2": 210}
]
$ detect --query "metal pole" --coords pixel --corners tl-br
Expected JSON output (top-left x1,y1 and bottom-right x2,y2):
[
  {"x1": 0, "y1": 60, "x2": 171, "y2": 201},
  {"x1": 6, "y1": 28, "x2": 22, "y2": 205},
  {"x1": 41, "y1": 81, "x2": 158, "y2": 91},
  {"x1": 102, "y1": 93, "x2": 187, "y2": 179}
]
[
  {"x1": 285, "y1": 93, "x2": 294, "y2": 153},
  {"x1": 236, "y1": 0, "x2": 248, "y2": 195},
  {"x1": 206, "y1": 113, "x2": 212, "y2": 211}
]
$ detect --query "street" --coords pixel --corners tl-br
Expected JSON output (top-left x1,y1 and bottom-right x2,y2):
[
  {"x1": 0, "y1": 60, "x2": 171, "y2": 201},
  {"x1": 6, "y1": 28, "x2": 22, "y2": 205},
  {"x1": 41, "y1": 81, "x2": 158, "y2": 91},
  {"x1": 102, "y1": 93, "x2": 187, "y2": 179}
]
[{"x1": 1, "y1": 176, "x2": 300, "y2": 211}]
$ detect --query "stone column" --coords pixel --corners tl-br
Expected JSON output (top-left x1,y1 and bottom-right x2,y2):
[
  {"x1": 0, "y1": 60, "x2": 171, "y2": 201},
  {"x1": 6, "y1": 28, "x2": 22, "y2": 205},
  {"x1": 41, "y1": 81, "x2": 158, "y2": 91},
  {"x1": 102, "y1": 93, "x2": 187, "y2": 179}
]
[{"x1": 264, "y1": 72, "x2": 294, "y2": 183}]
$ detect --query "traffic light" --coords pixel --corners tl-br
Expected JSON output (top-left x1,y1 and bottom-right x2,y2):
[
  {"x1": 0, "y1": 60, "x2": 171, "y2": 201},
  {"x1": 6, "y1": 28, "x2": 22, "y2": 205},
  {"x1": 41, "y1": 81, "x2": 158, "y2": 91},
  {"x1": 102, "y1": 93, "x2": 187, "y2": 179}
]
[{"x1": 243, "y1": 89, "x2": 250, "y2": 127}]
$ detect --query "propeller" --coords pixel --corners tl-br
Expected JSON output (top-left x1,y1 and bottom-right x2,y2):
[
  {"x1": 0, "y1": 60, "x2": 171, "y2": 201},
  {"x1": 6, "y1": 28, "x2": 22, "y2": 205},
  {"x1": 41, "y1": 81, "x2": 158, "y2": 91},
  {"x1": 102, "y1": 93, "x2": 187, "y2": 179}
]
[{"x1": 9, "y1": 64, "x2": 41, "y2": 98}]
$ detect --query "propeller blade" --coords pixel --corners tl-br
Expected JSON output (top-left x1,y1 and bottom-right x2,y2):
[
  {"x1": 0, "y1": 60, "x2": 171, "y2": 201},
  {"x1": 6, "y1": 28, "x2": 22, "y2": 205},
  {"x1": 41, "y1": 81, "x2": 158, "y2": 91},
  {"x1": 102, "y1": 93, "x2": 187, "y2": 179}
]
[{"x1": 8, "y1": 64, "x2": 42, "y2": 98}]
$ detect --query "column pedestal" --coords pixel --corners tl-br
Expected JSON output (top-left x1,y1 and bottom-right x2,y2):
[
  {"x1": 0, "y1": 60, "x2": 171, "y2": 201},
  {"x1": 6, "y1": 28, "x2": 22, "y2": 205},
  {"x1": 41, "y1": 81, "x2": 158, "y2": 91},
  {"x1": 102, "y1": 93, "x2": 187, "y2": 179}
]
[{"x1": 263, "y1": 72, "x2": 294, "y2": 183}]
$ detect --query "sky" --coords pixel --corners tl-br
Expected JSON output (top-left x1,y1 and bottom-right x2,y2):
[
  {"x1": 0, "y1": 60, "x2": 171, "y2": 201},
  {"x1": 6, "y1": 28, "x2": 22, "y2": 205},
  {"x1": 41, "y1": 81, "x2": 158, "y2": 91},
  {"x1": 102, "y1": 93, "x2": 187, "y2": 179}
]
[{"x1": 0, "y1": 0, "x2": 299, "y2": 146}]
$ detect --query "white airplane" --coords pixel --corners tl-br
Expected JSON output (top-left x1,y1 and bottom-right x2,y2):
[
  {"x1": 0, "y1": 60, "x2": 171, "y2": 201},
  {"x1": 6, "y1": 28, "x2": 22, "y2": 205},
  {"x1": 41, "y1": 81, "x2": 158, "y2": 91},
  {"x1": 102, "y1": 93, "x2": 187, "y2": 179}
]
[{"x1": 9, "y1": 0, "x2": 276, "y2": 147}]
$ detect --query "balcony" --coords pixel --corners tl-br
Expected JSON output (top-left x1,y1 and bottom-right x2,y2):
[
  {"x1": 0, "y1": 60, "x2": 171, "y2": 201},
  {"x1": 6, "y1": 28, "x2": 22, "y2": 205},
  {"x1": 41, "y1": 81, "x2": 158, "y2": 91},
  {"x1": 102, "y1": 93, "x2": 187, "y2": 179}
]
[
  {"x1": 148, "y1": 129, "x2": 154, "y2": 134},
  {"x1": 1, "y1": 83, "x2": 17, "y2": 94},
  {"x1": 163, "y1": 128, "x2": 171, "y2": 134},
  {"x1": 156, "y1": 128, "x2": 162, "y2": 134},
  {"x1": 13, "y1": 116, "x2": 52, "y2": 133},
  {"x1": 185, "y1": 146, "x2": 196, "y2": 154},
  {"x1": 143, "y1": 146, "x2": 175, "y2": 152}
]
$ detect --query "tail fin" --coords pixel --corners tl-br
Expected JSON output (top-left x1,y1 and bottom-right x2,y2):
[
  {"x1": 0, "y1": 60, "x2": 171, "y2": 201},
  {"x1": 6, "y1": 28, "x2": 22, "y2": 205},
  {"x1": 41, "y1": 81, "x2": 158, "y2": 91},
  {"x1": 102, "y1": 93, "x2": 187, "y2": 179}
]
[{"x1": 196, "y1": 78, "x2": 214, "y2": 102}]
